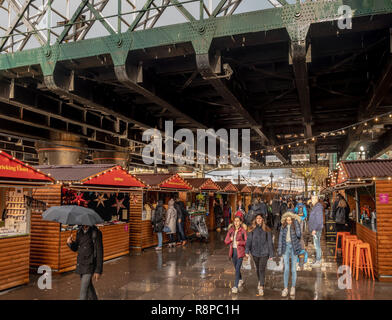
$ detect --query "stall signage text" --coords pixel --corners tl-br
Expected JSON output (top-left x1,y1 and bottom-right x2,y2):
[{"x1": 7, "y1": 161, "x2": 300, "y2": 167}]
[{"x1": 379, "y1": 193, "x2": 389, "y2": 204}]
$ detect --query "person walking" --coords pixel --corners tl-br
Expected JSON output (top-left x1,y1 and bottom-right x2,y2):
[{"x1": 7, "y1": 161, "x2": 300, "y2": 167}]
[
  {"x1": 174, "y1": 197, "x2": 187, "y2": 246},
  {"x1": 225, "y1": 215, "x2": 247, "y2": 294},
  {"x1": 278, "y1": 212, "x2": 302, "y2": 297},
  {"x1": 67, "y1": 225, "x2": 103, "y2": 300},
  {"x1": 272, "y1": 197, "x2": 281, "y2": 232},
  {"x1": 237, "y1": 199, "x2": 246, "y2": 213},
  {"x1": 245, "y1": 214, "x2": 274, "y2": 296},
  {"x1": 223, "y1": 201, "x2": 232, "y2": 230},
  {"x1": 214, "y1": 199, "x2": 224, "y2": 231},
  {"x1": 152, "y1": 200, "x2": 166, "y2": 251},
  {"x1": 165, "y1": 199, "x2": 177, "y2": 247},
  {"x1": 308, "y1": 197, "x2": 324, "y2": 267}
]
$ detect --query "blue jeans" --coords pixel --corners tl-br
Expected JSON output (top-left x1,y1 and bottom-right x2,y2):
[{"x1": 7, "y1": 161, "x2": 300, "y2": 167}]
[
  {"x1": 283, "y1": 242, "x2": 298, "y2": 288},
  {"x1": 177, "y1": 220, "x2": 186, "y2": 241},
  {"x1": 157, "y1": 232, "x2": 163, "y2": 248},
  {"x1": 232, "y1": 248, "x2": 243, "y2": 288},
  {"x1": 313, "y1": 230, "x2": 322, "y2": 262}
]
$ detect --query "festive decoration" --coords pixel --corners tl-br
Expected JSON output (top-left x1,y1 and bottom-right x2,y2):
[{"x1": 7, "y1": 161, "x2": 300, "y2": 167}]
[
  {"x1": 72, "y1": 192, "x2": 88, "y2": 207},
  {"x1": 112, "y1": 197, "x2": 126, "y2": 213},
  {"x1": 94, "y1": 193, "x2": 107, "y2": 208}
]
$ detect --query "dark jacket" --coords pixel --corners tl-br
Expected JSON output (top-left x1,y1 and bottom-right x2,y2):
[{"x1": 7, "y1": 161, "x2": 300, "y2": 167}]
[
  {"x1": 224, "y1": 226, "x2": 247, "y2": 258},
  {"x1": 152, "y1": 200, "x2": 165, "y2": 232},
  {"x1": 280, "y1": 201, "x2": 288, "y2": 215},
  {"x1": 278, "y1": 220, "x2": 302, "y2": 256},
  {"x1": 68, "y1": 226, "x2": 103, "y2": 275},
  {"x1": 308, "y1": 202, "x2": 324, "y2": 232},
  {"x1": 245, "y1": 225, "x2": 274, "y2": 258},
  {"x1": 174, "y1": 200, "x2": 184, "y2": 221},
  {"x1": 272, "y1": 199, "x2": 281, "y2": 215}
]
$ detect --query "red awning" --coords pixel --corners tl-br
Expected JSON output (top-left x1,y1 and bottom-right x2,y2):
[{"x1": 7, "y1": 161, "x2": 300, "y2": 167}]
[
  {"x1": 82, "y1": 166, "x2": 145, "y2": 188},
  {"x1": 185, "y1": 178, "x2": 220, "y2": 191},
  {"x1": 136, "y1": 173, "x2": 192, "y2": 190},
  {"x1": 237, "y1": 184, "x2": 252, "y2": 193},
  {"x1": 215, "y1": 181, "x2": 238, "y2": 193},
  {"x1": 0, "y1": 150, "x2": 54, "y2": 184}
]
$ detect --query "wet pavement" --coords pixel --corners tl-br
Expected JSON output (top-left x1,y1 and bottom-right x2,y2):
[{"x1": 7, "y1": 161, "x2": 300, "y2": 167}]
[{"x1": 1, "y1": 231, "x2": 392, "y2": 300}]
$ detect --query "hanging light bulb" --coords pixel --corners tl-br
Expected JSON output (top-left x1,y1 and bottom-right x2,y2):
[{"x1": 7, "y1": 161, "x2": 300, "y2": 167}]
[
  {"x1": 304, "y1": 140, "x2": 307, "y2": 144},
  {"x1": 375, "y1": 118, "x2": 379, "y2": 122}
]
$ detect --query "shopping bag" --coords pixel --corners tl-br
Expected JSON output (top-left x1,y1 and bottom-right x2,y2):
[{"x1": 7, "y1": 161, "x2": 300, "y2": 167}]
[
  {"x1": 267, "y1": 257, "x2": 284, "y2": 272},
  {"x1": 241, "y1": 257, "x2": 251, "y2": 270}
]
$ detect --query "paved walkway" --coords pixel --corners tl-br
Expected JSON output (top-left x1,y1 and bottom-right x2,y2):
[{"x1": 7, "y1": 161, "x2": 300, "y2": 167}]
[{"x1": 1, "y1": 231, "x2": 391, "y2": 300}]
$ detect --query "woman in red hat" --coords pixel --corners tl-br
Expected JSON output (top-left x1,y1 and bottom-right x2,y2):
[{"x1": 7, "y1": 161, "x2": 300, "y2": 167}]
[{"x1": 225, "y1": 215, "x2": 247, "y2": 294}]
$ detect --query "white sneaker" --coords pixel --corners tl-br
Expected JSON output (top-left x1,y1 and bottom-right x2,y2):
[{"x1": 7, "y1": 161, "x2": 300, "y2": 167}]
[
  {"x1": 238, "y1": 280, "x2": 244, "y2": 288},
  {"x1": 282, "y1": 288, "x2": 288, "y2": 297},
  {"x1": 290, "y1": 287, "x2": 296, "y2": 296},
  {"x1": 231, "y1": 287, "x2": 238, "y2": 294},
  {"x1": 258, "y1": 287, "x2": 264, "y2": 296}
]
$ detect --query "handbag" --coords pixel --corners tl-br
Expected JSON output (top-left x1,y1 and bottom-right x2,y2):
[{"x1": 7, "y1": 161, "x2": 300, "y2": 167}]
[
  {"x1": 267, "y1": 257, "x2": 284, "y2": 272},
  {"x1": 241, "y1": 256, "x2": 251, "y2": 270},
  {"x1": 163, "y1": 226, "x2": 171, "y2": 233}
]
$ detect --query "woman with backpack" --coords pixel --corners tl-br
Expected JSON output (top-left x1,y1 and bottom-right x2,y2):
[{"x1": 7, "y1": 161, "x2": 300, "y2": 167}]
[
  {"x1": 152, "y1": 200, "x2": 166, "y2": 251},
  {"x1": 225, "y1": 215, "x2": 247, "y2": 294},
  {"x1": 278, "y1": 212, "x2": 302, "y2": 297},
  {"x1": 245, "y1": 214, "x2": 274, "y2": 296}
]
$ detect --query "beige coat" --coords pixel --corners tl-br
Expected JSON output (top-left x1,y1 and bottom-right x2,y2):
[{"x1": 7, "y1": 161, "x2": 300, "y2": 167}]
[{"x1": 165, "y1": 199, "x2": 177, "y2": 234}]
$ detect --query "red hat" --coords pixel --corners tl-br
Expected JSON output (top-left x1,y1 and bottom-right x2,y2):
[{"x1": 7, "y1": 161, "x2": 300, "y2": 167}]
[{"x1": 235, "y1": 210, "x2": 244, "y2": 221}]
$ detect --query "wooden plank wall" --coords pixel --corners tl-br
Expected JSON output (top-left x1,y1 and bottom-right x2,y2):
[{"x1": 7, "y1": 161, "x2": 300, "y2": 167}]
[
  {"x1": 0, "y1": 236, "x2": 30, "y2": 291},
  {"x1": 356, "y1": 223, "x2": 378, "y2": 278},
  {"x1": 129, "y1": 191, "x2": 143, "y2": 252},
  {"x1": 30, "y1": 186, "x2": 61, "y2": 270},
  {"x1": 375, "y1": 181, "x2": 392, "y2": 282}
]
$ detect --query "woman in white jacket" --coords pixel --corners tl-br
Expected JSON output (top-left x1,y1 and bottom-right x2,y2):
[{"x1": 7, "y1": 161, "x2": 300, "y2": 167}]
[{"x1": 165, "y1": 199, "x2": 177, "y2": 247}]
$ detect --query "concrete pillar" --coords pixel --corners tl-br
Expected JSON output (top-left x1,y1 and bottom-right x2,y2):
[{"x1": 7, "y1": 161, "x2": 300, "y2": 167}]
[{"x1": 36, "y1": 133, "x2": 86, "y2": 165}]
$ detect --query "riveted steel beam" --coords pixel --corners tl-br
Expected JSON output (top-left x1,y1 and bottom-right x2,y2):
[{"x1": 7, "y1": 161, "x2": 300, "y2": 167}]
[{"x1": 2, "y1": 1, "x2": 392, "y2": 70}]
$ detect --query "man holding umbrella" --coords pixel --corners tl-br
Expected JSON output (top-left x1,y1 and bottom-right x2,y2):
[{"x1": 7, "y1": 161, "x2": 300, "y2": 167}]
[
  {"x1": 42, "y1": 205, "x2": 105, "y2": 300},
  {"x1": 67, "y1": 225, "x2": 103, "y2": 300}
]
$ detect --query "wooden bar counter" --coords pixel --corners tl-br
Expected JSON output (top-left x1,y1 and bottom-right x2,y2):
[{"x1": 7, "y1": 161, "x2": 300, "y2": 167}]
[{"x1": 0, "y1": 235, "x2": 30, "y2": 291}]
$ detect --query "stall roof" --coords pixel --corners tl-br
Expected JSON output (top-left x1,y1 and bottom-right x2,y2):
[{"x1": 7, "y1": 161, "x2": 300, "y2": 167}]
[
  {"x1": 341, "y1": 159, "x2": 392, "y2": 179},
  {"x1": 34, "y1": 164, "x2": 145, "y2": 188},
  {"x1": 135, "y1": 173, "x2": 192, "y2": 190},
  {"x1": 0, "y1": 150, "x2": 54, "y2": 184},
  {"x1": 215, "y1": 181, "x2": 238, "y2": 193},
  {"x1": 237, "y1": 184, "x2": 252, "y2": 193},
  {"x1": 249, "y1": 186, "x2": 263, "y2": 194},
  {"x1": 185, "y1": 178, "x2": 220, "y2": 191}
]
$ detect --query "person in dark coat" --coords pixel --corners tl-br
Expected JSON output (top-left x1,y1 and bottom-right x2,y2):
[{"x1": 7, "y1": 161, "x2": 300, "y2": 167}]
[
  {"x1": 223, "y1": 201, "x2": 231, "y2": 230},
  {"x1": 174, "y1": 198, "x2": 187, "y2": 246},
  {"x1": 152, "y1": 200, "x2": 166, "y2": 250},
  {"x1": 225, "y1": 215, "x2": 247, "y2": 294},
  {"x1": 67, "y1": 225, "x2": 103, "y2": 300},
  {"x1": 214, "y1": 199, "x2": 223, "y2": 231},
  {"x1": 272, "y1": 198, "x2": 281, "y2": 231},
  {"x1": 237, "y1": 199, "x2": 246, "y2": 213},
  {"x1": 335, "y1": 196, "x2": 350, "y2": 232},
  {"x1": 245, "y1": 214, "x2": 274, "y2": 296},
  {"x1": 308, "y1": 197, "x2": 324, "y2": 267},
  {"x1": 278, "y1": 212, "x2": 302, "y2": 297}
]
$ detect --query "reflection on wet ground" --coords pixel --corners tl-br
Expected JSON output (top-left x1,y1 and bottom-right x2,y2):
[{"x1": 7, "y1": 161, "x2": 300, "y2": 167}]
[{"x1": 1, "y1": 231, "x2": 392, "y2": 300}]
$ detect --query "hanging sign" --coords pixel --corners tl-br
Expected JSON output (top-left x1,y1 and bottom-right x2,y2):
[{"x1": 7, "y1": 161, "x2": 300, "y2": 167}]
[{"x1": 379, "y1": 193, "x2": 389, "y2": 204}]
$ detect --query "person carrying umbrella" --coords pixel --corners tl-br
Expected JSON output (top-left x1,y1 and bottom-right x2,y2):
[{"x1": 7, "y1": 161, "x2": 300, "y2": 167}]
[
  {"x1": 42, "y1": 204, "x2": 104, "y2": 300},
  {"x1": 67, "y1": 224, "x2": 103, "y2": 300}
]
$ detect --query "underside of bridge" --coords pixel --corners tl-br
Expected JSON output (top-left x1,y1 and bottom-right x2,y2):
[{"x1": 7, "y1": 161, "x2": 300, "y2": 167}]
[{"x1": 0, "y1": 0, "x2": 391, "y2": 170}]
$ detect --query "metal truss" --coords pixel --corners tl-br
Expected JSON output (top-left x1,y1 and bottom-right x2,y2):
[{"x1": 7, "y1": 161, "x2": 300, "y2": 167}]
[{"x1": 0, "y1": 0, "x2": 250, "y2": 53}]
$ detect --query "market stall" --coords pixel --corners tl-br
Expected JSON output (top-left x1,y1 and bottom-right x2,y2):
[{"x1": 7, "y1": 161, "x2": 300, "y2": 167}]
[
  {"x1": 333, "y1": 159, "x2": 392, "y2": 282},
  {"x1": 250, "y1": 186, "x2": 263, "y2": 203},
  {"x1": 0, "y1": 151, "x2": 54, "y2": 291},
  {"x1": 215, "y1": 181, "x2": 238, "y2": 221},
  {"x1": 185, "y1": 178, "x2": 221, "y2": 231},
  {"x1": 30, "y1": 164, "x2": 145, "y2": 273},
  {"x1": 237, "y1": 184, "x2": 252, "y2": 211},
  {"x1": 134, "y1": 173, "x2": 192, "y2": 250}
]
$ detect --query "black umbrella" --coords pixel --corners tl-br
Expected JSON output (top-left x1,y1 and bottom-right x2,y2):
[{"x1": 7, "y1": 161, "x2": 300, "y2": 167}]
[{"x1": 42, "y1": 205, "x2": 104, "y2": 226}]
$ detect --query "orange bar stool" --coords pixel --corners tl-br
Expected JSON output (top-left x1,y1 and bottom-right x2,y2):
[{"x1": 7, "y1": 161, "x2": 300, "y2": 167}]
[
  {"x1": 335, "y1": 232, "x2": 351, "y2": 259},
  {"x1": 348, "y1": 239, "x2": 362, "y2": 274},
  {"x1": 355, "y1": 243, "x2": 375, "y2": 281},
  {"x1": 342, "y1": 235, "x2": 357, "y2": 264}
]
